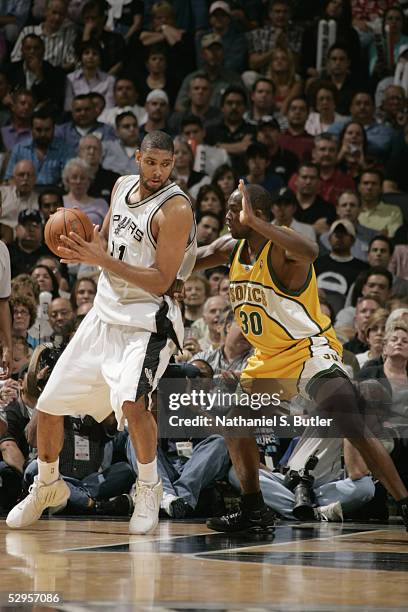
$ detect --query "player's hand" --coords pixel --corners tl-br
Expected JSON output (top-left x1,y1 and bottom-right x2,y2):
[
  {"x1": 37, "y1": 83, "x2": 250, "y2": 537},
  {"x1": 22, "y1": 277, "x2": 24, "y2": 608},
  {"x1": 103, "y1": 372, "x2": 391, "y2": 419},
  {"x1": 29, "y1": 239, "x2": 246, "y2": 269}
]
[
  {"x1": 58, "y1": 226, "x2": 107, "y2": 266},
  {"x1": 166, "y1": 278, "x2": 185, "y2": 301},
  {"x1": 238, "y1": 179, "x2": 255, "y2": 227}
]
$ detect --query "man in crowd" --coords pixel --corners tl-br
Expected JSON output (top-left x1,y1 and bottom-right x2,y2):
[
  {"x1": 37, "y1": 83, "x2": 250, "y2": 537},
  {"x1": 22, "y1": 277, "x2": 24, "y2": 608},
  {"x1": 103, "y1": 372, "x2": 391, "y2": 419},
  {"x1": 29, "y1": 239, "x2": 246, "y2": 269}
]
[
  {"x1": 196, "y1": 213, "x2": 222, "y2": 248},
  {"x1": 243, "y1": 142, "x2": 283, "y2": 192},
  {"x1": 139, "y1": 89, "x2": 170, "y2": 139},
  {"x1": 198, "y1": 1, "x2": 248, "y2": 74},
  {"x1": 246, "y1": 0, "x2": 302, "y2": 74},
  {"x1": 55, "y1": 94, "x2": 115, "y2": 153},
  {"x1": 1, "y1": 89, "x2": 34, "y2": 152},
  {"x1": 99, "y1": 77, "x2": 147, "y2": 128},
  {"x1": 180, "y1": 115, "x2": 230, "y2": 178},
  {"x1": 341, "y1": 295, "x2": 384, "y2": 354},
  {"x1": 271, "y1": 187, "x2": 316, "y2": 241},
  {"x1": 102, "y1": 112, "x2": 140, "y2": 175},
  {"x1": 169, "y1": 73, "x2": 221, "y2": 135},
  {"x1": 255, "y1": 118, "x2": 299, "y2": 183},
  {"x1": 79, "y1": 134, "x2": 119, "y2": 203},
  {"x1": 38, "y1": 188, "x2": 63, "y2": 223},
  {"x1": 279, "y1": 97, "x2": 314, "y2": 162},
  {"x1": 7, "y1": 210, "x2": 51, "y2": 278},
  {"x1": 206, "y1": 86, "x2": 255, "y2": 175},
  {"x1": 314, "y1": 219, "x2": 369, "y2": 313},
  {"x1": 293, "y1": 163, "x2": 336, "y2": 235},
  {"x1": 5, "y1": 33, "x2": 65, "y2": 110},
  {"x1": 5, "y1": 107, "x2": 75, "y2": 186},
  {"x1": 175, "y1": 33, "x2": 243, "y2": 112},
  {"x1": 244, "y1": 78, "x2": 278, "y2": 126},
  {"x1": 319, "y1": 191, "x2": 377, "y2": 261},
  {"x1": 358, "y1": 170, "x2": 403, "y2": 238},
  {"x1": 11, "y1": 0, "x2": 76, "y2": 71},
  {"x1": 0, "y1": 161, "x2": 37, "y2": 243}
]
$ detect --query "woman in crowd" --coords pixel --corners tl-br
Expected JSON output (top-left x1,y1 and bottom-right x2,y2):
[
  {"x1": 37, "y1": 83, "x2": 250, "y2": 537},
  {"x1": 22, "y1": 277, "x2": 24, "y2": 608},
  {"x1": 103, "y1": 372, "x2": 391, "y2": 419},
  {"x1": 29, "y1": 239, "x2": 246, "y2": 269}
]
[
  {"x1": 173, "y1": 137, "x2": 210, "y2": 200},
  {"x1": 358, "y1": 320, "x2": 408, "y2": 434},
  {"x1": 306, "y1": 81, "x2": 346, "y2": 135},
  {"x1": 183, "y1": 274, "x2": 210, "y2": 328},
  {"x1": 337, "y1": 121, "x2": 373, "y2": 179},
  {"x1": 266, "y1": 46, "x2": 302, "y2": 115},
  {"x1": 62, "y1": 158, "x2": 109, "y2": 227},
  {"x1": 70, "y1": 277, "x2": 97, "y2": 311},
  {"x1": 369, "y1": 6, "x2": 408, "y2": 77},
  {"x1": 31, "y1": 265, "x2": 60, "y2": 300},
  {"x1": 356, "y1": 308, "x2": 389, "y2": 368},
  {"x1": 195, "y1": 184, "x2": 226, "y2": 220},
  {"x1": 212, "y1": 165, "x2": 238, "y2": 207},
  {"x1": 9, "y1": 293, "x2": 38, "y2": 349},
  {"x1": 65, "y1": 41, "x2": 115, "y2": 111}
]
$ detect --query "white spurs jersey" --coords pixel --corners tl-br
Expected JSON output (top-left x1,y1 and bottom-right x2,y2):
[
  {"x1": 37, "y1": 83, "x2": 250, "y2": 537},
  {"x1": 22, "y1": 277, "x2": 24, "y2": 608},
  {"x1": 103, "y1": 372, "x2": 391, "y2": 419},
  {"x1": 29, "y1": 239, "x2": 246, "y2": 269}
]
[{"x1": 94, "y1": 176, "x2": 196, "y2": 334}]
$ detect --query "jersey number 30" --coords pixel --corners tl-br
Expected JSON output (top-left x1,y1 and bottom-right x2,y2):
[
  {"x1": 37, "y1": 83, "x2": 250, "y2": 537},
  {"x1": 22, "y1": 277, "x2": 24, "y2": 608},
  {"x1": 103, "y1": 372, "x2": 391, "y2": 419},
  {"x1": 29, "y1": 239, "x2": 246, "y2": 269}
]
[{"x1": 239, "y1": 311, "x2": 263, "y2": 336}]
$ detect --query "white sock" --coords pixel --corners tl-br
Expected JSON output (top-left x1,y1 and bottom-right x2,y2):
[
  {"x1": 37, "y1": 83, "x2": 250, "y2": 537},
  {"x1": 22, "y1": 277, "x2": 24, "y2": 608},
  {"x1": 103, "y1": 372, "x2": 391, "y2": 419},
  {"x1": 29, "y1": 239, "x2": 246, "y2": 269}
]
[
  {"x1": 38, "y1": 458, "x2": 60, "y2": 485},
  {"x1": 137, "y1": 458, "x2": 158, "y2": 485}
]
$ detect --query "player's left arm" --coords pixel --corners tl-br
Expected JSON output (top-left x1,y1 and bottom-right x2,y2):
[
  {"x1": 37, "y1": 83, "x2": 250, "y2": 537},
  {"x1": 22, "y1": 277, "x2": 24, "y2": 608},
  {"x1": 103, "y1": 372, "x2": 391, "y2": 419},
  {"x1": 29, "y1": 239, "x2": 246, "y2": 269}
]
[
  {"x1": 58, "y1": 196, "x2": 193, "y2": 295},
  {"x1": 239, "y1": 180, "x2": 319, "y2": 263}
]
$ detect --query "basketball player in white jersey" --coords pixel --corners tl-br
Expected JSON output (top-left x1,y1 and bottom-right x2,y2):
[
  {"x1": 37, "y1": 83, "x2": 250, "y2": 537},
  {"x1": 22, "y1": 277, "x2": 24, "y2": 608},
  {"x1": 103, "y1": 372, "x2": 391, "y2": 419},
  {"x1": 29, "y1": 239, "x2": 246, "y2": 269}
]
[{"x1": 7, "y1": 131, "x2": 197, "y2": 534}]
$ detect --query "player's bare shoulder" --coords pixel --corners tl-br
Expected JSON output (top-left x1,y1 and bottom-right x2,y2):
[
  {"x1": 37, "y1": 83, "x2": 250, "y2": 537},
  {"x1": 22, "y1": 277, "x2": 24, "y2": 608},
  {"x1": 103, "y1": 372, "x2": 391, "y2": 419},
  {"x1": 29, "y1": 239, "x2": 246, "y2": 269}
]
[{"x1": 151, "y1": 193, "x2": 194, "y2": 243}]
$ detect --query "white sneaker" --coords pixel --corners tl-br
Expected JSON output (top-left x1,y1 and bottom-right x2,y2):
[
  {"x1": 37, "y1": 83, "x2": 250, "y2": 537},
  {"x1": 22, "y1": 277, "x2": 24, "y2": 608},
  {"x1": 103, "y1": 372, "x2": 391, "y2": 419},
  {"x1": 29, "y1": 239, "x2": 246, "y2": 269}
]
[
  {"x1": 6, "y1": 477, "x2": 70, "y2": 529},
  {"x1": 314, "y1": 501, "x2": 343, "y2": 522},
  {"x1": 129, "y1": 479, "x2": 163, "y2": 534}
]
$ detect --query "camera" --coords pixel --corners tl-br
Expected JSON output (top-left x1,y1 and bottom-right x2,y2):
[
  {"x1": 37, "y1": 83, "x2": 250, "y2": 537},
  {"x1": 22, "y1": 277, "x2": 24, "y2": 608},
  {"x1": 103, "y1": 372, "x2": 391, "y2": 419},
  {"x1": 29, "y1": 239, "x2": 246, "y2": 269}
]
[
  {"x1": 26, "y1": 335, "x2": 69, "y2": 399},
  {"x1": 283, "y1": 452, "x2": 319, "y2": 520}
]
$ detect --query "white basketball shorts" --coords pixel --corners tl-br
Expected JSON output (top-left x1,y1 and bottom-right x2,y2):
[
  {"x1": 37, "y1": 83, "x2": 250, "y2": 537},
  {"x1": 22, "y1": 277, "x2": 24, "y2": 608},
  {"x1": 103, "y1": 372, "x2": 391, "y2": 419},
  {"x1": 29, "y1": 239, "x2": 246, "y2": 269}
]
[{"x1": 37, "y1": 308, "x2": 176, "y2": 429}]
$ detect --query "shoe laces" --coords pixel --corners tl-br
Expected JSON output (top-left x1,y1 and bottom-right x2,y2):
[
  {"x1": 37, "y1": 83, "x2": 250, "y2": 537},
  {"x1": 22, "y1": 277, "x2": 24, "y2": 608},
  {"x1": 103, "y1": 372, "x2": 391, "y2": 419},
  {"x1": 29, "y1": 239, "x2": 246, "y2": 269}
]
[{"x1": 134, "y1": 483, "x2": 158, "y2": 514}]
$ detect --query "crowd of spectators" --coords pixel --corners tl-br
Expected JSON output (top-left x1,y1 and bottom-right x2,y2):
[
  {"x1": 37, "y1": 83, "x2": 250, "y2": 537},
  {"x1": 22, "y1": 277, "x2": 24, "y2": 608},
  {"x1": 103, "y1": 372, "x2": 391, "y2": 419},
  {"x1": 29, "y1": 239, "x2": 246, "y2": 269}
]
[{"x1": 1, "y1": 0, "x2": 408, "y2": 522}]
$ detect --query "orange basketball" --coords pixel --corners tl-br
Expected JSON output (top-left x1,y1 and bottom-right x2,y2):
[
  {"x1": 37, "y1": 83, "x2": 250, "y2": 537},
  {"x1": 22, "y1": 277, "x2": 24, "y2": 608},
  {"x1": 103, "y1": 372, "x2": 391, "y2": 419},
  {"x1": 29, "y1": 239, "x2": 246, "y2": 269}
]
[{"x1": 44, "y1": 208, "x2": 94, "y2": 257}]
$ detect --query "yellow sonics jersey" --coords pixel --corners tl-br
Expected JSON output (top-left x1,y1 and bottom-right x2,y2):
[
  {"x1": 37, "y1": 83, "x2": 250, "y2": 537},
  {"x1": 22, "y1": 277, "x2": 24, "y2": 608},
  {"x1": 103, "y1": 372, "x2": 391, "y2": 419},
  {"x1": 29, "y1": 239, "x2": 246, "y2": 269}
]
[{"x1": 229, "y1": 240, "x2": 342, "y2": 365}]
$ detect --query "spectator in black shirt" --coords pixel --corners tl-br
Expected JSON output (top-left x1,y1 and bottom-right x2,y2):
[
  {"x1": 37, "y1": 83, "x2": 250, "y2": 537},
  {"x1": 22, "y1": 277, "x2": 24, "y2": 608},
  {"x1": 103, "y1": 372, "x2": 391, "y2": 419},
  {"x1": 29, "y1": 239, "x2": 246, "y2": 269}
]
[
  {"x1": 315, "y1": 44, "x2": 359, "y2": 116},
  {"x1": 293, "y1": 162, "x2": 336, "y2": 234},
  {"x1": 315, "y1": 219, "x2": 369, "y2": 313},
  {"x1": 5, "y1": 34, "x2": 66, "y2": 112},
  {"x1": 255, "y1": 117, "x2": 299, "y2": 183},
  {"x1": 79, "y1": 0, "x2": 126, "y2": 75},
  {"x1": 7, "y1": 210, "x2": 51, "y2": 278},
  {"x1": 343, "y1": 296, "x2": 383, "y2": 354},
  {"x1": 206, "y1": 86, "x2": 255, "y2": 176}
]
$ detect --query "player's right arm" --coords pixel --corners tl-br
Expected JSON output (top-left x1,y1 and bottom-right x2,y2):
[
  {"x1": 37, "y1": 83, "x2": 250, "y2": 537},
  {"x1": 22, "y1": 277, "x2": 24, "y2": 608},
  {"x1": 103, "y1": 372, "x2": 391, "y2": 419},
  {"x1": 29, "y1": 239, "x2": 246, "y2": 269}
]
[{"x1": 194, "y1": 233, "x2": 237, "y2": 271}]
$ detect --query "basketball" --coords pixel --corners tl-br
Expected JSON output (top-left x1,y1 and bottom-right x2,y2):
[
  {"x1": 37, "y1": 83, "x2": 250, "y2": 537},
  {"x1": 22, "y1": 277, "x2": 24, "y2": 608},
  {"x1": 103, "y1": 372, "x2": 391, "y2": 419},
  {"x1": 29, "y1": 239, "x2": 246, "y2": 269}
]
[{"x1": 44, "y1": 208, "x2": 94, "y2": 257}]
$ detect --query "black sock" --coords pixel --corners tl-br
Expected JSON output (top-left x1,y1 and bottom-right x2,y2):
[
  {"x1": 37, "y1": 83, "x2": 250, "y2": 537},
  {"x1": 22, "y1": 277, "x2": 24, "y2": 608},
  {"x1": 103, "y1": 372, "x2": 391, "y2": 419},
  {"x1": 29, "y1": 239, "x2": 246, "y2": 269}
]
[{"x1": 242, "y1": 491, "x2": 265, "y2": 511}]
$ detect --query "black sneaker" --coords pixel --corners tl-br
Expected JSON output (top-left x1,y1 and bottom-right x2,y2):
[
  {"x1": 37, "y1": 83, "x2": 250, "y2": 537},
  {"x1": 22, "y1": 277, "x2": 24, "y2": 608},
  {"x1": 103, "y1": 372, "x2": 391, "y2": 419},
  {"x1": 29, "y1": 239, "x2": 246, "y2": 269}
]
[
  {"x1": 95, "y1": 494, "x2": 134, "y2": 517},
  {"x1": 206, "y1": 504, "x2": 276, "y2": 533}
]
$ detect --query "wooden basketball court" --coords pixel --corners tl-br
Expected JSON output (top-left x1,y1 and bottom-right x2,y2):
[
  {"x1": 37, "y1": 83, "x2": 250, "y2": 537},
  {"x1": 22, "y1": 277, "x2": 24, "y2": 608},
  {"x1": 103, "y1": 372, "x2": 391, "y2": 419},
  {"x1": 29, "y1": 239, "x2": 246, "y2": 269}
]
[{"x1": 0, "y1": 517, "x2": 407, "y2": 610}]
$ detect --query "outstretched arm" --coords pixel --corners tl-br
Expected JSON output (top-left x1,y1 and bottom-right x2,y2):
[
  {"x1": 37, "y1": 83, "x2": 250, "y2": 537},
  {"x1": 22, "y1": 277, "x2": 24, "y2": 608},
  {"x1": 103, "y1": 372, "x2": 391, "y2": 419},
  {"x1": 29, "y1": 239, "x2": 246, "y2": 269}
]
[
  {"x1": 58, "y1": 196, "x2": 193, "y2": 295},
  {"x1": 239, "y1": 180, "x2": 318, "y2": 263},
  {"x1": 194, "y1": 234, "x2": 237, "y2": 271}
]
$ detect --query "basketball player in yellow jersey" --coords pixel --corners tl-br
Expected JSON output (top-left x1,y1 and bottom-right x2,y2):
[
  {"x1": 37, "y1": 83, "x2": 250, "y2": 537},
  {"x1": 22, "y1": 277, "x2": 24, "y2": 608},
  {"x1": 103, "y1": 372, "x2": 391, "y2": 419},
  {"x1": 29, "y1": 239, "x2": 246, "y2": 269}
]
[{"x1": 197, "y1": 181, "x2": 408, "y2": 533}]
